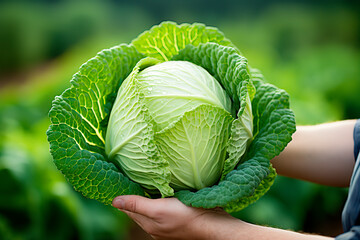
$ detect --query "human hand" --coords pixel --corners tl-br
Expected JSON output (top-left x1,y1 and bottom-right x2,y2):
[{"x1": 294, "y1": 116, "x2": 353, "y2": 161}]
[{"x1": 112, "y1": 195, "x2": 239, "y2": 240}]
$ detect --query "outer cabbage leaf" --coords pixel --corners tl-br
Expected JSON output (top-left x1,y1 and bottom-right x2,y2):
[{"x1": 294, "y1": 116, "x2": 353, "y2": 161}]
[
  {"x1": 47, "y1": 45, "x2": 146, "y2": 205},
  {"x1": 222, "y1": 68, "x2": 295, "y2": 212},
  {"x1": 131, "y1": 21, "x2": 236, "y2": 62},
  {"x1": 224, "y1": 164, "x2": 276, "y2": 212},
  {"x1": 221, "y1": 92, "x2": 253, "y2": 179},
  {"x1": 173, "y1": 43, "x2": 295, "y2": 211}
]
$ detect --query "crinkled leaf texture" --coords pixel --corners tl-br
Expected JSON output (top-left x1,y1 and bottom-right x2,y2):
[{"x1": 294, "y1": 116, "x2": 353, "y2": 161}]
[
  {"x1": 105, "y1": 58, "x2": 174, "y2": 197},
  {"x1": 47, "y1": 21, "x2": 295, "y2": 211},
  {"x1": 47, "y1": 45, "x2": 147, "y2": 204}
]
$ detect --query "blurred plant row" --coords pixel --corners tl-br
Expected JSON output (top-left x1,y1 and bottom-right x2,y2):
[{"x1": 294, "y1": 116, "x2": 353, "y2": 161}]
[
  {"x1": 0, "y1": 0, "x2": 359, "y2": 239},
  {"x1": 0, "y1": 42, "x2": 136, "y2": 239}
]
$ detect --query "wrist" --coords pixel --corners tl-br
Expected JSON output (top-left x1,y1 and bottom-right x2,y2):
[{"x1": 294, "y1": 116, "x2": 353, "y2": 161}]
[{"x1": 191, "y1": 210, "x2": 244, "y2": 240}]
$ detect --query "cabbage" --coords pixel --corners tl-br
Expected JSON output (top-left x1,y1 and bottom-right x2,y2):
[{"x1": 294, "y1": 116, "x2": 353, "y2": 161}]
[
  {"x1": 47, "y1": 22, "x2": 295, "y2": 212},
  {"x1": 105, "y1": 59, "x2": 239, "y2": 196}
]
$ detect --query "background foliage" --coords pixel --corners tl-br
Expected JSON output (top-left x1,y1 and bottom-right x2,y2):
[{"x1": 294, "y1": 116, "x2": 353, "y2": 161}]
[{"x1": 0, "y1": 0, "x2": 359, "y2": 238}]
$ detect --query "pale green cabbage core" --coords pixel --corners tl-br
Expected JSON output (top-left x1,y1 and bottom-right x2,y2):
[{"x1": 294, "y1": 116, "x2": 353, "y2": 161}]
[
  {"x1": 136, "y1": 61, "x2": 233, "y2": 130},
  {"x1": 105, "y1": 59, "x2": 238, "y2": 195}
]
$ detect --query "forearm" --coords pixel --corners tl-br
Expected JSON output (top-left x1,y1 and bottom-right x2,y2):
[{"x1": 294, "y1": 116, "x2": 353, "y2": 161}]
[
  {"x1": 271, "y1": 120, "x2": 356, "y2": 187},
  {"x1": 201, "y1": 217, "x2": 332, "y2": 240}
]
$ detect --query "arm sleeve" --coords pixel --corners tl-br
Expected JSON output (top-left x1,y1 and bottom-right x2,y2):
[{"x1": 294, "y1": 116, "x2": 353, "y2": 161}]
[
  {"x1": 336, "y1": 119, "x2": 360, "y2": 239},
  {"x1": 336, "y1": 226, "x2": 360, "y2": 240},
  {"x1": 354, "y1": 119, "x2": 360, "y2": 161}
]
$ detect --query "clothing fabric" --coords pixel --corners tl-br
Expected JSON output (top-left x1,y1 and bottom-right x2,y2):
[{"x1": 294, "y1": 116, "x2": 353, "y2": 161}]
[{"x1": 336, "y1": 119, "x2": 360, "y2": 239}]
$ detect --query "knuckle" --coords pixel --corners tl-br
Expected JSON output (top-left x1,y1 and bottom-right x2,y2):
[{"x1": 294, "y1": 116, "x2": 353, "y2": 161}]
[
  {"x1": 150, "y1": 208, "x2": 163, "y2": 218},
  {"x1": 126, "y1": 198, "x2": 137, "y2": 212}
]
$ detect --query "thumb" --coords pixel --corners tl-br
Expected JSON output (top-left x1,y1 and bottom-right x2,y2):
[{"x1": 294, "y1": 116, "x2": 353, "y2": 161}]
[{"x1": 112, "y1": 195, "x2": 153, "y2": 216}]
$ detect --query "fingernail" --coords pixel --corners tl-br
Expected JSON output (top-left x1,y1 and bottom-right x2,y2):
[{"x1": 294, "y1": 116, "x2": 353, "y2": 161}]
[{"x1": 112, "y1": 197, "x2": 125, "y2": 209}]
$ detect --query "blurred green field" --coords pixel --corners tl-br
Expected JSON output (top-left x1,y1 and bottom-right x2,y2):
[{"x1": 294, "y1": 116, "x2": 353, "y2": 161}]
[{"x1": 0, "y1": 0, "x2": 359, "y2": 239}]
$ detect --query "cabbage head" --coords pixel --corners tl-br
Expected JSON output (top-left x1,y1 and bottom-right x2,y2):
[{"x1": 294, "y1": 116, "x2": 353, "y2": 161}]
[{"x1": 47, "y1": 22, "x2": 295, "y2": 212}]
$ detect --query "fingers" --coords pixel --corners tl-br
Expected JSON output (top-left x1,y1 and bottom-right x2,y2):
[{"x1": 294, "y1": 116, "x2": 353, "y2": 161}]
[
  {"x1": 112, "y1": 195, "x2": 155, "y2": 216},
  {"x1": 112, "y1": 196, "x2": 217, "y2": 239}
]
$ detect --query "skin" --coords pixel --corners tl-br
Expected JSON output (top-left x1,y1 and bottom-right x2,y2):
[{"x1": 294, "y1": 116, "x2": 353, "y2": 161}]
[{"x1": 112, "y1": 120, "x2": 357, "y2": 240}]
